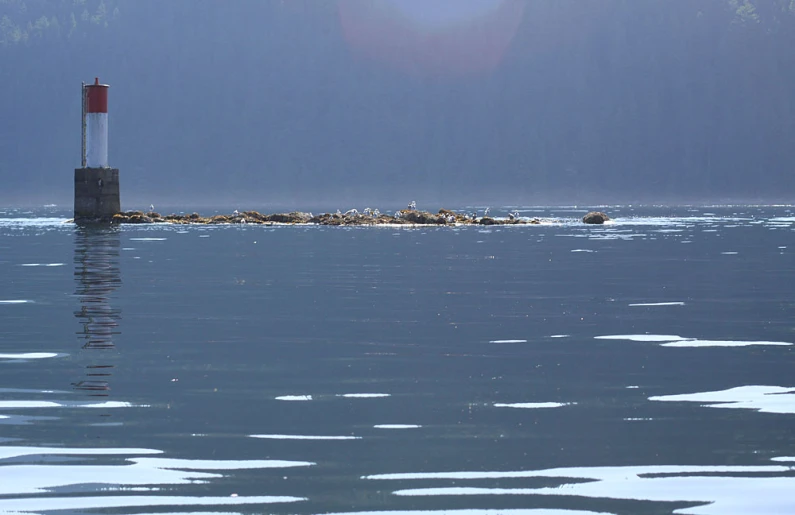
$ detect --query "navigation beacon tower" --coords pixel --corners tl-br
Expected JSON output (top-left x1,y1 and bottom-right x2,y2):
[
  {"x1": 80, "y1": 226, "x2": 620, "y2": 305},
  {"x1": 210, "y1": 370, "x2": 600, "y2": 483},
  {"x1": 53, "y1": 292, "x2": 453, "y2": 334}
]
[{"x1": 74, "y1": 78, "x2": 120, "y2": 220}]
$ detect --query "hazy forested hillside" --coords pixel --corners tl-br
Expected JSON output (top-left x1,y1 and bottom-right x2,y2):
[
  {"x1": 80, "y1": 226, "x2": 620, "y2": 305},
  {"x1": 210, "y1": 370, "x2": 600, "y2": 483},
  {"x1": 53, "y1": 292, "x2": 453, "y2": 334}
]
[
  {"x1": 1, "y1": 0, "x2": 794, "y2": 207},
  {"x1": 0, "y1": 0, "x2": 118, "y2": 43}
]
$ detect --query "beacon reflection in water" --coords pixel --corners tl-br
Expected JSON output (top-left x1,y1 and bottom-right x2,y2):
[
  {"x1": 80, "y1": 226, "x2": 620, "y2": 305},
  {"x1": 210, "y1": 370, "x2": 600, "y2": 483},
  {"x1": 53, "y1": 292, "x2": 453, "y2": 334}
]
[{"x1": 73, "y1": 225, "x2": 122, "y2": 396}]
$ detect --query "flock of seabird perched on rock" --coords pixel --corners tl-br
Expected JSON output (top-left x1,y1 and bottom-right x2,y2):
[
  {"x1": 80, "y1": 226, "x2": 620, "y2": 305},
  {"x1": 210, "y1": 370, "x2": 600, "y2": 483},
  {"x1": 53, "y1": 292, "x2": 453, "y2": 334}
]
[{"x1": 102, "y1": 202, "x2": 609, "y2": 226}]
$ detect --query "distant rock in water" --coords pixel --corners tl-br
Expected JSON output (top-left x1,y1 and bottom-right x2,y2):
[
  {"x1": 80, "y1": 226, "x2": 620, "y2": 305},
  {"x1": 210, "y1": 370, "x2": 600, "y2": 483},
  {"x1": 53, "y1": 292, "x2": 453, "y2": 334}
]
[
  {"x1": 400, "y1": 210, "x2": 444, "y2": 225},
  {"x1": 257, "y1": 212, "x2": 312, "y2": 224},
  {"x1": 583, "y1": 211, "x2": 610, "y2": 224}
]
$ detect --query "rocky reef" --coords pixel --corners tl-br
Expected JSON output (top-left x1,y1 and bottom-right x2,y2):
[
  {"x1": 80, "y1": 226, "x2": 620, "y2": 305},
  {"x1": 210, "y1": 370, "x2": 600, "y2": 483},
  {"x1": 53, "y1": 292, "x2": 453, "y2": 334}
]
[{"x1": 108, "y1": 208, "x2": 550, "y2": 226}]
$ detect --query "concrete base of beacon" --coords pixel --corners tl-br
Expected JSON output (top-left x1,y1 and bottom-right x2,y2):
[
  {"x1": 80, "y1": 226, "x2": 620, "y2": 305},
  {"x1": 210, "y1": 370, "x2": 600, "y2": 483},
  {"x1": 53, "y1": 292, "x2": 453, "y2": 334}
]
[{"x1": 74, "y1": 168, "x2": 120, "y2": 221}]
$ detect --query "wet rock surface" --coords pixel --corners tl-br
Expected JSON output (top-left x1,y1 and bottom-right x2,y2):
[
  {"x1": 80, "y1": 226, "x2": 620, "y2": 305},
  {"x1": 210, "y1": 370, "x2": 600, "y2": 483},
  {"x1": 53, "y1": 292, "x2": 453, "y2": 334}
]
[
  {"x1": 106, "y1": 209, "x2": 550, "y2": 226},
  {"x1": 582, "y1": 211, "x2": 610, "y2": 224}
]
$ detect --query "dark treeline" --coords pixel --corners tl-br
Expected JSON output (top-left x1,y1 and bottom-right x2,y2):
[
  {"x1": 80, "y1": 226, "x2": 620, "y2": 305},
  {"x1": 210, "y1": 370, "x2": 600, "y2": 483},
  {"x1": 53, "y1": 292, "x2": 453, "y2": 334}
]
[{"x1": 1, "y1": 0, "x2": 794, "y2": 207}]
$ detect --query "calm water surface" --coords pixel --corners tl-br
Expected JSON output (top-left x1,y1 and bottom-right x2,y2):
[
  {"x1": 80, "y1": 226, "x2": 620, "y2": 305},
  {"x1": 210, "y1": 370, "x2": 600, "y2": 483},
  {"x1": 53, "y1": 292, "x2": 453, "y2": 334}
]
[{"x1": 0, "y1": 205, "x2": 794, "y2": 515}]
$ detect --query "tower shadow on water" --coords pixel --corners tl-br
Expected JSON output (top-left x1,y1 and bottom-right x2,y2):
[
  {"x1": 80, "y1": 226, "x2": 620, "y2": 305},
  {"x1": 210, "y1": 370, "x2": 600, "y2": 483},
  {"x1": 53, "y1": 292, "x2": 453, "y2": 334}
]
[{"x1": 73, "y1": 225, "x2": 122, "y2": 399}]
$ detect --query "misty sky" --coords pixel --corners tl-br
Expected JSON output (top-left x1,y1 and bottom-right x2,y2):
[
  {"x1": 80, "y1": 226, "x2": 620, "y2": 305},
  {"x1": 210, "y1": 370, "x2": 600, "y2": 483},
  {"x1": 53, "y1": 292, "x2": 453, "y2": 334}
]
[{"x1": 0, "y1": 0, "x2": 793, "y2": 207}]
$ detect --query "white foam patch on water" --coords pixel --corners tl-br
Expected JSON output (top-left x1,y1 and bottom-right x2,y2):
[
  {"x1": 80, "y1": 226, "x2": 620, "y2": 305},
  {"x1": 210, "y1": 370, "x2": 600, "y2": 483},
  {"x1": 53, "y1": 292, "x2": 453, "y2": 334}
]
[
  {"x1": 626, "y1": 386, "x2": 640, "y2": 389},
  {"x1": 721, "y1": 252, "x2": 738, "y2": 255},
  {"x1": 0, "y1": 495, "x2": 304, "y2": 513},
  {"x1": 0, "y1": 352, "x2": 59, "y2": 359},
  {"x1": 116, "y1": 513, "x2": 244, "y2": 515},
  {"x1": 571, "y1": 249, "x2": 595, "y2": 253},
  {"x1": 0, "y1": 446, "x2": 162, "y2": 461},
  {"x1": 628, "y1": 302, "x2": 685, "y2": 307},
  {"x1": 19, "y1": 263, "x2": 65, "y2": 267},
  {"x1": 130, "y1": 457, "x2": 315, "y2": 469},
  {"x1": 0, "y1": 400, "x2": 138, "y2": 409},
  {"x1": 771, "y1": 457, "x2": 795, "y2": 462},
  {"x1": 366, "y1": 464, "x2": 788, "y2": 481},
  {"x1": 374, "y1": 424, "x2": 422, "y2": 429},
  {"x1": 660, "y1": 340, "x2": 792, "y2": 348},
  {"x1": 587, "y1": 233, "x2": 647, "y2": 241},
  {"x1": 596, "y1": 334, "x2": 792, "y2": 348},
  {"x1": 649, "y1": 385, "x2": 795, "y2": 414},
  {"x1": 376, "y1": 464, "x2": 795, "y2": 514},
  {"x1": 768, "y1": 217, "x2": 795, "y2": 222},
  {"x1": 494, "y1": 402, "x2": 573, "y2": 409},
  {"x1": 0, "y1": 300, "x2": 32, "y2": 305},
  {"x1": 338, "y1": 393, "x2": 391, "y2": 398},
  {"x1": 250, "y1": 434, "x2": 361, "y2": 440},
  {"x1": 549, "y1": 334, "x2": 570, "y2": 338},
  {"x1": 607, "y1": 216, "x2": 751, "y2": 227},
  {"x1": 624, "y1": 417, "x2": 654, "y2": 421},
  {"x1": 0, "y1": 413, "x2": 59, "y2": 425},
  {"x1": 394, "y1": 487, "x2": 538, "y2": 496},
  {"x1": 595, "y1": 334, "x2": 686, "y2": 342},
  {"x1": 316, "y1": 511, "x2": 610, "y2": 515},
  {"x1": 0, "y1": 445, "x2": 313, "y2": 506},
  {"x1": 0, "y1": 461, "x2": 209, "y2": 496},
  {"x1": 0, "y1": 217, "x2": 70, "y2": 227},
  {"x1": 129, "y1": 237, "x2": 167, "y2": 241},
  {"x1": 489, "y1": 340, "x2": 528, "y2": 344},
  {"x1": 276, "y1": 395, "x2": 312, "y2": 401}
]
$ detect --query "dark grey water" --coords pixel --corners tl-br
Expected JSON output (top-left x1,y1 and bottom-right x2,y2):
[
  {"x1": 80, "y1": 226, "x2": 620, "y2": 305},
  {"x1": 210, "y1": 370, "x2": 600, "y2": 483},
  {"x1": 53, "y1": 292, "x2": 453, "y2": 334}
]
[{"x1": 1, "y1": 205, "x2": 794, "y2": 515}]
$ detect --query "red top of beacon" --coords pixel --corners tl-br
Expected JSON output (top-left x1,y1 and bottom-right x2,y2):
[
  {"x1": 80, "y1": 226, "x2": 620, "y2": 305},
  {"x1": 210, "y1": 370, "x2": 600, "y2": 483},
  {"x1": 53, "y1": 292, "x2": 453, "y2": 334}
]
[{"x1": 85, "y1": 77, "x2": 109, "y2": 114}]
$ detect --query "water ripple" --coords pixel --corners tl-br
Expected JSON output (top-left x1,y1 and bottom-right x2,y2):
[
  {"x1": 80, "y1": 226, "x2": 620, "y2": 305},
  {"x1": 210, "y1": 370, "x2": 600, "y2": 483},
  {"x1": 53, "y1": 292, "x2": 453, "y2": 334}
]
[
  {"x1": 250, "y1": 434, "x2": 361, "y2": 440},
  {"x1": 0, "y1": 445, "x2": 311, "y2": 512},
  {"x1": 494, "y1": 402, "x2": 574, "y2": 409},
  {"x1": 649, "y1": 386, "x2": 795, "y2": 414},
  {"x1": 0, "y1": 353, "x2": 61, "y2": 360},
  {"x1": 368, "y1": 464, "x2": 795, "y2": 514},
  {"x1": 0, "y1": 495, "x2": 304, "y2": 514},
  {"x1": 0, "y1": 398, "x2": 142, "y2": 409}
]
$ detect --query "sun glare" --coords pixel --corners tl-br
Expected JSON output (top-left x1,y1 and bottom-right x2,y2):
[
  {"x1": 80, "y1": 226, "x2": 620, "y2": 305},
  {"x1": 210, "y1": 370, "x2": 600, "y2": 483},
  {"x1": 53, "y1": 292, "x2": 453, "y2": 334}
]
[{"x1": 337, "y1": 0, "x2": 525, "y2": 76}]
